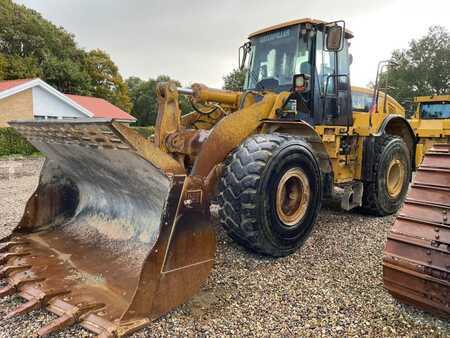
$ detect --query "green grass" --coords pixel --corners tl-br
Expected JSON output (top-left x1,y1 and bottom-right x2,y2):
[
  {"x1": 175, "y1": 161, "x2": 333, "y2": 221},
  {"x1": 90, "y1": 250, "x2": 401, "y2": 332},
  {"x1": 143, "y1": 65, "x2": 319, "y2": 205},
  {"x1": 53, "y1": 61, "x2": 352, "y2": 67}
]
[{"x1": 0, "y1": 127, "x2": 37, "y2": 156}]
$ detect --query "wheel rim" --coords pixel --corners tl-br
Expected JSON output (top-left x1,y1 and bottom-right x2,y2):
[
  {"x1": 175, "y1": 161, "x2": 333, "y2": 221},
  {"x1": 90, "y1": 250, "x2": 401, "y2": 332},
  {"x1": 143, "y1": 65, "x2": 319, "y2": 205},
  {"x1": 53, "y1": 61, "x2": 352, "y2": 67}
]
[
  {"x1": 275, "y1": 168, "x2": 310, "y2": 226},
  {"x1": 386, "y1": 158, "x2": 405, "y2": 198}
]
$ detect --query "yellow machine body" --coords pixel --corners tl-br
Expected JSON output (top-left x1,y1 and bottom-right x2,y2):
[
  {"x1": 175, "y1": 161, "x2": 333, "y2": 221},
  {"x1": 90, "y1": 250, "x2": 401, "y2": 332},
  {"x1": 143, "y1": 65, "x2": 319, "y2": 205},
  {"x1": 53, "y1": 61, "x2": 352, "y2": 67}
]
[{"x1": 408, "y1": 95, "x2": 450, "y2": 166}]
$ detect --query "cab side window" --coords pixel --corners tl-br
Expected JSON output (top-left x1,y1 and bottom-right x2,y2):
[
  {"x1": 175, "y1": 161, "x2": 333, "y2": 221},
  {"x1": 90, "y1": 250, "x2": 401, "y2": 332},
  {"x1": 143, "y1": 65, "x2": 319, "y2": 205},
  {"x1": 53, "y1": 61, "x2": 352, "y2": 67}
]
[
  {"x1": 421, "y1": 102, "x2": 450, "y2": 119},
  {"x1": 352, "y1": 92, "x2": 373, "y2": 112},
  {"x1": 315, "y1": 31, "x2": 336, "y2": 94},
  {"x1": 316, "y1": 30, "x2": 350, "y2": 95}
]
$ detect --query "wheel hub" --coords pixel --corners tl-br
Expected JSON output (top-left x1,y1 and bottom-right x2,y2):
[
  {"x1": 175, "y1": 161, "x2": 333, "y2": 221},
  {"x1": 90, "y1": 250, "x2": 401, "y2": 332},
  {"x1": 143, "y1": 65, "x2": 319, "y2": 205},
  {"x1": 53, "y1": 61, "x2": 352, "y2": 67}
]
[
  {"x1": 276, "y1": 168, "x2": 310, "y2": 226},
  {"x1": 386, "y1": 158, "x2": 405, "y2": 198}
]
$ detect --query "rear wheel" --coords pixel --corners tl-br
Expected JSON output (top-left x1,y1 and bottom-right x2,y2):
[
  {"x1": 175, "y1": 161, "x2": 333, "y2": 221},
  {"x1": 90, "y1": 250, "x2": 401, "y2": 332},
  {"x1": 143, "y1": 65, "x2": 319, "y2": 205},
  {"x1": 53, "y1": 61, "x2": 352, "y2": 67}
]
[
  {"x1": 217, "y1": 134, "x2": 322, "y2": 257},
  {"x1": 361, "y1": 135, "x2": 411, "y2": 216}
]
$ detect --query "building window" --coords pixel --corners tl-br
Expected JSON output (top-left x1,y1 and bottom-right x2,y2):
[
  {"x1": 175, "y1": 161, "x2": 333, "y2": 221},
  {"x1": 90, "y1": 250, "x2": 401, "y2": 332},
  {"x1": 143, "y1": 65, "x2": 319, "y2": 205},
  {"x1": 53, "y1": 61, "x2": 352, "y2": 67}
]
[
  {"x1": 35, "y1": 115, "x2": 46, "y2": 120},
  {"x1": 46, "y1": 116, "x2": 58, "y2": 120}
]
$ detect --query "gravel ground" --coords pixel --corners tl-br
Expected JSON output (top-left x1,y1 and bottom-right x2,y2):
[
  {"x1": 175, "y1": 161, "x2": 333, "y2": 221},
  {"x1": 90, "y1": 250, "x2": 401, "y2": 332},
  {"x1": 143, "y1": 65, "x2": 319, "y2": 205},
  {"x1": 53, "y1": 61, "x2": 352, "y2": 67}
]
[{"x1": 0, "y1": 157, "x2": 448, "y2": 337}]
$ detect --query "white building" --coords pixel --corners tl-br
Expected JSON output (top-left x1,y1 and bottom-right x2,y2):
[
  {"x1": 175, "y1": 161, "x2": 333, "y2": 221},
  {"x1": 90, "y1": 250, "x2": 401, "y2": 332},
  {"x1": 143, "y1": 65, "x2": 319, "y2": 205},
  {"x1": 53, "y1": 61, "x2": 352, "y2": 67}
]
[{"x1": 0, "y1": 78, "x2": 136, "y2": 127}]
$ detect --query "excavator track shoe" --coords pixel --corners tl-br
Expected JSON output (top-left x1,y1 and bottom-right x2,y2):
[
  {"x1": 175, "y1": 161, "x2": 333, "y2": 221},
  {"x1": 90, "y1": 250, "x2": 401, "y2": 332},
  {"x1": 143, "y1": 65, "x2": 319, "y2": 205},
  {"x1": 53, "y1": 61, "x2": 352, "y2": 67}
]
[{"x1": 383, "y1": 144, "x2": 450, "y2": 317}]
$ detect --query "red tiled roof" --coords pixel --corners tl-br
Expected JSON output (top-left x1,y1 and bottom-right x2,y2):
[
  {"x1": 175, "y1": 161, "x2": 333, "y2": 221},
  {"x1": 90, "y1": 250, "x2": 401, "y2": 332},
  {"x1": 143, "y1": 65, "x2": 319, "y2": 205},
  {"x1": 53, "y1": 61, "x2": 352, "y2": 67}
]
[
  {"x1": 0, "y1": 79, "x2": 135, "y2": 121},
  {"x1": 65, "y1": 94, "x2": 135, "y2": 121},
  {"x1": 0, "y1": 79, "x2": 34, "y2": 92}
]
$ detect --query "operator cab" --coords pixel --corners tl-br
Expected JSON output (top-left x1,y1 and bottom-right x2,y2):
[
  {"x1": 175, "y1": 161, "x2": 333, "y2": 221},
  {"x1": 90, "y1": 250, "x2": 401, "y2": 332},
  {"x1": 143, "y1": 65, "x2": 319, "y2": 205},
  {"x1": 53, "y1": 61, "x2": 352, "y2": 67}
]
[
  {"x1": 240, "y1": 18, "x2": 353, "y2": 126},
  {"x1": 415, "y1": 96, "x2": 450, "y2": 120}
]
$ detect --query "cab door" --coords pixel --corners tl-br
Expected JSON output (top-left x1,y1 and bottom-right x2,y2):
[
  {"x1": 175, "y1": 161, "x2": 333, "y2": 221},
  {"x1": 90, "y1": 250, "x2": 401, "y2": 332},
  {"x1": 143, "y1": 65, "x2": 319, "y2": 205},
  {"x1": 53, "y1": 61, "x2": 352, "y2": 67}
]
[{"x1": 314, "y1": 30, "x2": 352, "y2": 126}]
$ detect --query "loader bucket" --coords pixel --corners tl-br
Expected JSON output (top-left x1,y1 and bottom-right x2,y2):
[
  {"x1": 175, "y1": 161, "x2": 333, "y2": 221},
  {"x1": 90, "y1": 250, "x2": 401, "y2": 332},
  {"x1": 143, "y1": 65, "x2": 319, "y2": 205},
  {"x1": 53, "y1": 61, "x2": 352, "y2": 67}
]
[{"x1": 2, "y1": 119, "x2": 216, "y2": 337}]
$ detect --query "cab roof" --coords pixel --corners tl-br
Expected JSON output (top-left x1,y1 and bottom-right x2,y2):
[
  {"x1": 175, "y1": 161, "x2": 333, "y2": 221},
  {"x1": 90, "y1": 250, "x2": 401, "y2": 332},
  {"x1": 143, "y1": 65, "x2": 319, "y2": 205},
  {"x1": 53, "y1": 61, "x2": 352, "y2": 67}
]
[
  {"x1": 414, "y1": 95, "x2": 450, "y2": 103},
  {"x1": 248, "y1": 18, "x2": 354, "y2": 39}
]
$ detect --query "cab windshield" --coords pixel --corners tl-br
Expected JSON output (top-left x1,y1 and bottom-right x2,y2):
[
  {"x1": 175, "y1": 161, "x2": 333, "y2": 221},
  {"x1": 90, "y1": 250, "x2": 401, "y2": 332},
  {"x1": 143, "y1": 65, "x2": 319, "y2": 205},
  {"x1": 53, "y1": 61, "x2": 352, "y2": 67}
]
[
  {"x1": 244, "y1": 25, "x2": 310, "y2": 92},
  {"x1": 421, "y1": 102, "x2": 450, "y2": 119}
]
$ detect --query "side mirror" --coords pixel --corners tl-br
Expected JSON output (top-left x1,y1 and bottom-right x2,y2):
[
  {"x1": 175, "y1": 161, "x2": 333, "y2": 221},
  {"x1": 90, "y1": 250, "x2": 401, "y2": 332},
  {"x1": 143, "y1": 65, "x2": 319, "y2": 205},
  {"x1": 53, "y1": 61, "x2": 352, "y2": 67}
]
[
  {"x1": 238, "y1": 42, "x2": 251, "y2": 70},
  {"x1": 326, "y1": 25, "x2": 343, "y2": 51},
  {"x1": 293, "y1": 74, "x2": 311, "y2": 93}
]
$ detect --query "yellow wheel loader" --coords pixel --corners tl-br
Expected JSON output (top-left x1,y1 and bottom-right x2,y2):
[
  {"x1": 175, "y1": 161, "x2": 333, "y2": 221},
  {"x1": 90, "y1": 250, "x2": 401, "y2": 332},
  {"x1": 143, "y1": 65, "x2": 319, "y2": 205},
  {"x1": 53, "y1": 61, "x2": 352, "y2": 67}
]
[{"x1": 1, "y1": 18, "x2": 447, "y2": 335}]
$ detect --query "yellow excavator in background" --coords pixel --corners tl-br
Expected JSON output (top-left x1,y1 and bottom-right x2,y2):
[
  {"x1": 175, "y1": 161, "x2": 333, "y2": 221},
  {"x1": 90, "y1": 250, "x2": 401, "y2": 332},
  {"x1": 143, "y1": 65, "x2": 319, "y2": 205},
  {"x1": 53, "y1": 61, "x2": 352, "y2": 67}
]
[
  {"x1": 1, "y1": 18, "x2": 448, "y2": 336},
  {"x1": 410, "y1": 95, "x2": 450, "y2": 162}
]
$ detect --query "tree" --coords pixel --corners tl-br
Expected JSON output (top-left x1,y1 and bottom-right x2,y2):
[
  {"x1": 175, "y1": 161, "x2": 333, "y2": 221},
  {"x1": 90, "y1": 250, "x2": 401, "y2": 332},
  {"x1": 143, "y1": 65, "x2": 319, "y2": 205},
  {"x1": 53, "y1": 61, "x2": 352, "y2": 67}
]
[
  {"x1": 385, "y1": 26, "x2": 450, "y2": 110},
  {"x1": 223, "y1": 68, "x2": 246, "y2": 91},
  {"x1": 126, "y1": 78, "x2": 158, "y2": 126},
  {"x1": 126, "y1": 75, "x2": 191, "y2": 126},
  {"x1": 126, "y1": 76, "x2": 145, "y2": 96},
  {"x1": 0, "y1": 0, "x2": 131, "y2": 111},
  {"x1": 85, "y1": 49, "x2": 132, "y2": 111},
  {"x1": 0, "y1": 0, "x2": 92, "y2": 91},
  {"x1": 0, "y1": 53, "x2": 41, "y2": 79},
  {"x1": 40, "y1": 54, "x2": 91, "y2": 95},
  {"x1": 0, "y1": 54, "x2": 6, "y2": 79}
]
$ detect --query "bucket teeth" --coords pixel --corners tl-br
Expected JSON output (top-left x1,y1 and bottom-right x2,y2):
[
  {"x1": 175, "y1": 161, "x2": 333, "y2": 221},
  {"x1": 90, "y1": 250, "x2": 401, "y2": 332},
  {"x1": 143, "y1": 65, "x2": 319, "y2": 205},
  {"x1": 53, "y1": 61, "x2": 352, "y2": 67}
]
[
  {"x1": 0, "y1": 264, "x2": 32, "y2": 278},
  {"x1": 4, "y1": 288, "x2": 70, "y2": 319},
  {"x1": 0, "y1": 252, "x2": 30, "y2": 264},
  {"x1": 38, "y1": 314, "x2": 75, "y2": 336},
  {"x1": 37, "y1": 302, "x2": 104, "y2": 336},
  {"x1": 0, "y1": 284, "x2": 16, "y2": 298},
  {"x1": 4, "y1": 298, "x2": 40, "y2": 319},
  {"x1": 13, "y1": 276, "x2": 45, "y2": 289},
  {"x1": 0, "y1": 241, "x2": 28, "y2": 253},
  {"x1": 0, "y1": 276, "x2": 45, "y2": 299}
]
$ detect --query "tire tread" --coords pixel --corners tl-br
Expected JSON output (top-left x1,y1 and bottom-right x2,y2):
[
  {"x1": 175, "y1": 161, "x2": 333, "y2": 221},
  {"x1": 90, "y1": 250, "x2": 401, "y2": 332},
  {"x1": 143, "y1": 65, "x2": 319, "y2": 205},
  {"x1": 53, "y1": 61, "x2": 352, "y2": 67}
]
[
  {"x1": 218, "y1": 133, "x2": 300, "y2": 256},
  {"x1": 360, "y1": 135, "x2": 409, "y2": 216}
]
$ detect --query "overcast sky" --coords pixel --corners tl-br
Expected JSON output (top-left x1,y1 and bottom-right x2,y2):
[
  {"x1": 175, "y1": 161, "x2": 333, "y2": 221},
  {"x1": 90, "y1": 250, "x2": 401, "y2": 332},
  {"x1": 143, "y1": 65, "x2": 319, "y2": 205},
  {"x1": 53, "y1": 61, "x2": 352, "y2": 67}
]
[{"x1": 14, "y1": 0, "x2": 450, "y2": 88}]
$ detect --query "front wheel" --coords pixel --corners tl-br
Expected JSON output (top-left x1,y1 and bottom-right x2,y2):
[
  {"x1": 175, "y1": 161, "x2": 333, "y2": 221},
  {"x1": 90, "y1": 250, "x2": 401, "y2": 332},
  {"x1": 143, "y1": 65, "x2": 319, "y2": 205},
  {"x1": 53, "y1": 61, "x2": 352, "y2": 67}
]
[
  {"x1": 360, "y1": 135, "x2": 411, "y2": 216},
  {"x1": 217, "y1": 134, "x2": 322, "y2": 257}
]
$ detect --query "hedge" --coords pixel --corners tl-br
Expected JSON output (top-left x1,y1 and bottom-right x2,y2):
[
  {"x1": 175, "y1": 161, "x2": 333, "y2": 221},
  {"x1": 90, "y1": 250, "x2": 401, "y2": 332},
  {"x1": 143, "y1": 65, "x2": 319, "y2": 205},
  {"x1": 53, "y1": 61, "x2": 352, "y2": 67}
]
[{"x1": 0, "y1": 127, "x2": 37, "y2": 156}]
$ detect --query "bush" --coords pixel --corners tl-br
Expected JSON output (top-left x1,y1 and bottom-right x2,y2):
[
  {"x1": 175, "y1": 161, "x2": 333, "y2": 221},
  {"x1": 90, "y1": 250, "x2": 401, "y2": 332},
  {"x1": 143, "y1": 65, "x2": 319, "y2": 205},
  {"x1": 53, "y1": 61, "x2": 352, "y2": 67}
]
[
  {"x1": 132, "y1": 126, "x2": 155, "y2": 139},
  {"x1": 0, "y1": 127, "x2": 37, "y2": 156}
]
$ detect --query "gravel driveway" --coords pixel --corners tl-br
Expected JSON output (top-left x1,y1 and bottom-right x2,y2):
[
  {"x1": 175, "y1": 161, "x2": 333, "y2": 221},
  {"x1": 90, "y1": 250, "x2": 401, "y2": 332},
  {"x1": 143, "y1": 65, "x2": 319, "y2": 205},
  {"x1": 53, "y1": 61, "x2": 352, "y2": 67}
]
[{"x1": 0, "y1": 157, "x2": 448, "y2": 337}]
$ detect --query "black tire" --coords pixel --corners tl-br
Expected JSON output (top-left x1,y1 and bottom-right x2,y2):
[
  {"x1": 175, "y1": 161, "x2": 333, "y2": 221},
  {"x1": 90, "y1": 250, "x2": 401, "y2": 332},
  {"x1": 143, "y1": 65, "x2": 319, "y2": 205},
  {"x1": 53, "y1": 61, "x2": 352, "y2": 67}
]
[
  {"x1": 360, "y1": 135, "x2": 411, "y2": 216},
  {"x1": 217, "y1": 133, "x2": 322, "y2": 257}
]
